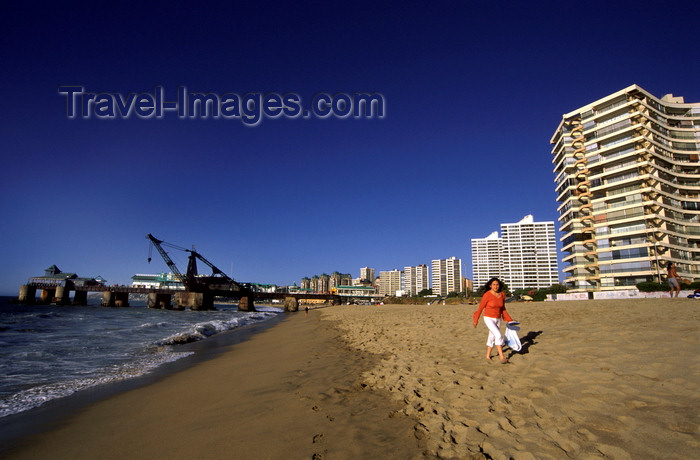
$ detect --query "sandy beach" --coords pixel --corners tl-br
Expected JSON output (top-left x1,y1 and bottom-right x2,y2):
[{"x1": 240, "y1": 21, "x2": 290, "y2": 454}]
[
  {"x1": 322, "y1": 298, "x2": 700, "y2": 459},
  {"x1": 4, "y1": 298, "x2": 700, "y2": 459}
]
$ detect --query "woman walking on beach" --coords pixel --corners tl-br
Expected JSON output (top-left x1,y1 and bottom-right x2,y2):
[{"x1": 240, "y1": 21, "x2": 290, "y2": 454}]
[{"x1": 473, "y1": 277, "x2": 514, "y2": 364}]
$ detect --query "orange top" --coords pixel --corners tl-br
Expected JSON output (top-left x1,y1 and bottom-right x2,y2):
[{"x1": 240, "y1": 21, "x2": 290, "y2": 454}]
[{"x1": 473, "y1": 290, "x2": 513, "y2": 326}]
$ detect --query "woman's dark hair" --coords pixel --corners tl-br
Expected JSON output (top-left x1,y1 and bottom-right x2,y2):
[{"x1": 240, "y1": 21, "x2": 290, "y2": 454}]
[
  {"x1": 483, "y1": 277, "x2": 502, "y2": 293},
  {"x1": 667, "y1": 262, "x2": 674, "y2": 268}
]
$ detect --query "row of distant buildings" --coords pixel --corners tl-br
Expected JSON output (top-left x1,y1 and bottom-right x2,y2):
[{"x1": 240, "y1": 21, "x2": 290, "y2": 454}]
[
  {"x1": 300, "y1": 216, "x2": 560, "y2": 297},
  {"x1": 374, "y1": 257, "x2": 467, "y2": 297},
  {"x1": 359, "y1": 215, "x2": 560, "y2": 297},
  {"x1": 299, "y1": 257, "x2": 466, "y2": 297}
]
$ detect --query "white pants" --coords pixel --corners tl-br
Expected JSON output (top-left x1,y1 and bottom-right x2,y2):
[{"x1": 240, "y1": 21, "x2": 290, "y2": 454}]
[{"x1": 483, "y1": 316, "x2": 504, "y2": 347}]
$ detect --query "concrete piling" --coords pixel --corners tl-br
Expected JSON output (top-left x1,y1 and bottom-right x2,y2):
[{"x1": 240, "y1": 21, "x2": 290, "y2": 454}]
[
  {"x1": 174, "y1": 292, "x2": 214, "y2": 311},
  {"x1": 238, "y1": 295, "x2": 255, "y2": 312},
  {"x1": 101, "y1": 291, "x2": 113, "y2": 307},
  {"x1": 147, "y1": 293, "x2": 172, "y2": 309},
  {"x1": 284, "y1": 296, "x2": 299, "y2": 312},
  {"x1": 18, "y1": 285, "x2": 36, "y2": 304},
  {"x1": 39, "y1": 289, "x2": 54, "y2": 305},
  {"x1": 53, "y1": 286, "x2": 71, "y2": 305}
]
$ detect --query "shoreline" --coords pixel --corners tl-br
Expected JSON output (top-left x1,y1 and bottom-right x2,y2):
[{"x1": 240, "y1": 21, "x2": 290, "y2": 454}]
[
  {"x1": 3, "y1": 308, "x2": 424, "y2": 459},
  {"x1": 0, "y1": 312, "x2": 286, "y2": 453}
]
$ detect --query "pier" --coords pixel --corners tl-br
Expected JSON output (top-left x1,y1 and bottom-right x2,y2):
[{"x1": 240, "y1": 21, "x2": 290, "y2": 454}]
[
  {"x1": 17, "y1": 279, "x2": 347, "y2": 312},
  {"x1": 15, "y1": 235, "x2": 380, "y2": 311}
]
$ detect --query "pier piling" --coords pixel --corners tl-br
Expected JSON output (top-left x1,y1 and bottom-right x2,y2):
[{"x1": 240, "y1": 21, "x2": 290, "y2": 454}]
[
  {"x1": 147, "y1": 293, "x2": 172, "y2": 309},
  {"x1": 39, "y1": 289, "x2": 54, "y2": 305},
  {"x1": 174, "y1": 292, "x2": 214, "y2": 311},
  {"x1": 238, "y1": 295, "x2": 255, "y2": 312},
  {"x1": 284, "y1": 297, "x2": 299, "y2": 312},
  {"x1": 18, "y1": 285, "x2": 36, "y2": 304},
  {"x1": 53, "y1": 286, "x2": 71, "y2": 305}
]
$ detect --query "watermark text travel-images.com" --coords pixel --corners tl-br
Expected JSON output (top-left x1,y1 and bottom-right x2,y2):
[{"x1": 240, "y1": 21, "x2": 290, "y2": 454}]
[{"x1": 58, "y1": 86, "x2": 385, "y2": 126}]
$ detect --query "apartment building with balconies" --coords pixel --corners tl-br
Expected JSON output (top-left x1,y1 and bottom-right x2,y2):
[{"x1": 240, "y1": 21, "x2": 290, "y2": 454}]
[
  {"x1": 403, "y1": 264, "x2": 429, "y2": 296},
  {"x1": 500, "y1": 215, "x2": 559, "y2": 290},
  {"x1": 378, "y1": 269, "x2": 402, "y2": 296},
  {"x1": 471, "y1": 231, "x2": 502, "y2": 288},
  {"x1": 431, "y1": 257, "x2": 463, "y2": 296},
  {"x1": 471, "y1": 216, "x2": 558, "y2": 290},
  {"x1": 551, "y1": 84, "x2": 700, "y2": 291}
]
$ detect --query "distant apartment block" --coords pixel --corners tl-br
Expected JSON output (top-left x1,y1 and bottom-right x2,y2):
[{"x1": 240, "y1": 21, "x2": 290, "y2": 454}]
[
  {"x1": 403, "y1": 264, "x2": 429, "y2": 296},
  {"x1": 303, "y1": 274, "x2": 330, "y2": 293},
  {"x1": 431, "y1": 257, "x2": 463, "y2": 296},
  {"x1": 301, "y1": 272, "x2": 351, "y2": 292},
  {"x1": 472, "y1": 216, "x2": 558, "y2": 290},
  {"x1": 551, "y1": 84, "x2": 700, "y2": 291},
  {"x1": 317, "y1": 274, "x2": 330, "y2": 293},
  {"x1": 500, "y1": 215, "x2": 558, "y2": 289},
  {"x1": 471, "y1": 231, "x2": 502, "y2": 288},
  {"x1": 462, "y1": 277, "x2": 473, "y2": 293},
  {"x1": 378, "y1": 269, "x2": 402, "y2": 296},
  {"x1": 360, "y1": 267, "x2": 376, "y2": 283},
  {"x1": 330, "y1": 271, "x2": 352, "y2": 287}
]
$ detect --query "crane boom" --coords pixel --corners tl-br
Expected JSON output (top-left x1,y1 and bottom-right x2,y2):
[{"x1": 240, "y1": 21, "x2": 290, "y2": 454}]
[
  {"x1": 188, "y1": 250, "x2": 235, "y2": 285},
  {"x1": 146, "y1": 233, "x2": 186, "y2": 284},
  {"x1": 146, "y1": 234, "x2": 244, "y2": 291}
]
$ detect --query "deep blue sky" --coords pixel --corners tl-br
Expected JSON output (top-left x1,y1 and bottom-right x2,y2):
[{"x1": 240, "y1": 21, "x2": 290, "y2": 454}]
[{"x1": 1, "y1": 0, "x2": 698, "y2": 294}]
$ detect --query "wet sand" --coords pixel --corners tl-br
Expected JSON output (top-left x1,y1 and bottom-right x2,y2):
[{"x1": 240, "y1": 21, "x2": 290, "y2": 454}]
[
  {"x1": 5, "y1": 298, "x2": 700, "y2": 459},
  {"x1": 4, "y1": 310, "x2": 422, "y2": 459}
]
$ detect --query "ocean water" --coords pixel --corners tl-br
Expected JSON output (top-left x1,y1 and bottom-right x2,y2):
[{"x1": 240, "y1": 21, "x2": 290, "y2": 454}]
[{"x1": 0, "y1": 296, "x2": 282, "y2": 418}]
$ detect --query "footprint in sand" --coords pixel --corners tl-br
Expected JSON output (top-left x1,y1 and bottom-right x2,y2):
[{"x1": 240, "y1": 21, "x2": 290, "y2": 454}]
[{"x1": 594, "y1": 443, "x2": 632, "y2": 460}]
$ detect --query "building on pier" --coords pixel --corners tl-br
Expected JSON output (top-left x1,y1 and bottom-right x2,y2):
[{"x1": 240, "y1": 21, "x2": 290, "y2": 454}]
[
  {"x1": 29, "y1": 265, "x2": 104, "y2": 287},
  {"x1": 131, "y1": 272, "x2": 185, "y2": 289},
  {"x1": 331, "y1": 285, "x2": 377, "y2": 297},
  {"x1": 21, "y1": 265, "x2": 104, "y2": 305}
]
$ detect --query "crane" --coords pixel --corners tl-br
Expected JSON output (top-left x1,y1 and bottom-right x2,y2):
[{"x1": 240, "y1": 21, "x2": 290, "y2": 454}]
[
  {"x1": 146, "y1": 234, "x2": 244, "y2": 292},
  {"x1": 146, "y1": 233, "x2": 187, "y2": 284}
]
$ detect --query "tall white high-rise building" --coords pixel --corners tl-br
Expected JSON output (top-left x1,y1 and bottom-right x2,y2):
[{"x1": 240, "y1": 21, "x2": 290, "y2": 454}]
[
  {"x1": 551, "y1": 85, "x2": 700, "y2": 291},
  {"x1": 431, "y1": 257, "x2": 463, "y2": 296},
  {"x1": 471, "y1": 231, "x2": 502, "y2": 288},
  {"x1": 403, "y1": 264, "x2": 429, "y2": 296},
  {"x1": 471, "y1": 216, "x2": 559, "y2": 290},
  {"x1": 500, "y1": 215, "x2": 558, "y2": 290}
]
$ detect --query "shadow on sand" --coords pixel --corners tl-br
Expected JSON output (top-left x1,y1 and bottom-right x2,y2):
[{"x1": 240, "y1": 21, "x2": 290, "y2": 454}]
[{"x1": 507, "y1": 330, "x2": 543, "y2": 359}]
